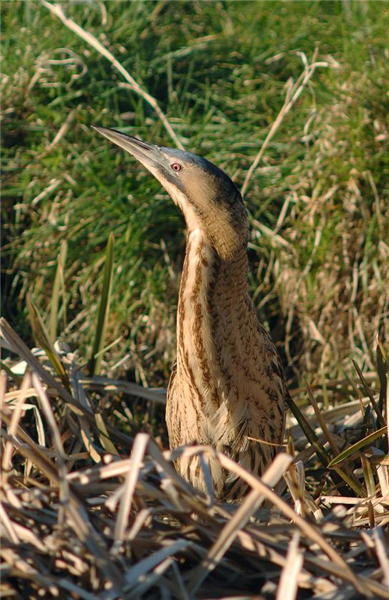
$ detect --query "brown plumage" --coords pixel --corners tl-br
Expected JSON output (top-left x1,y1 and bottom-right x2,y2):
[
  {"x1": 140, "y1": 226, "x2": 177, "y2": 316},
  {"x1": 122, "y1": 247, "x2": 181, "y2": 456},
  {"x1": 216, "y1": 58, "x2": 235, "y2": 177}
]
[{"x1": 94, "y1": 127, "x2": 287, "y2": 501}]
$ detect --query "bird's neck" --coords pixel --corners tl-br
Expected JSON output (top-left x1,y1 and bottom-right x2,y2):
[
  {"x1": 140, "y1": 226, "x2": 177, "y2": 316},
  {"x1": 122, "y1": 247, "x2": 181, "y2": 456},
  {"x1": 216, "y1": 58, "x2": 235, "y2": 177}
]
[{"x1": 176, "y1": 228, "x2": 251, "y2": 403}]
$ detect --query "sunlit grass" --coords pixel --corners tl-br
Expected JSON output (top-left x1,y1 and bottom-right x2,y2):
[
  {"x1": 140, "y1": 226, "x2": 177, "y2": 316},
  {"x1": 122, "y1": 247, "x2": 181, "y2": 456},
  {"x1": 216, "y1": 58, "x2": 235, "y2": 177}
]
[{"x1": 2, "y1": 1, "x2": 388, "y2": 388}]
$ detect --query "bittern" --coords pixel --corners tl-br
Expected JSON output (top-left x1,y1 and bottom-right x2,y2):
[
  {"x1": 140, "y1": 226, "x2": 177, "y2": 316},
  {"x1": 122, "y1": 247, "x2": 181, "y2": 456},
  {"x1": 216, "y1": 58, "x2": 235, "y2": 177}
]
[{"x1": 94, "y1": 127, "x2": 287, "y2": 501}]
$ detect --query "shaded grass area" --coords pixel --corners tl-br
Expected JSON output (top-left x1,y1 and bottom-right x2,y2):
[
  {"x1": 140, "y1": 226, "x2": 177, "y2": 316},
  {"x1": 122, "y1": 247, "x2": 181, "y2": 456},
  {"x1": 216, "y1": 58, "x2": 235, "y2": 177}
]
[{"x1": 2, "y1": 1, "x2": 389, "y2": 390}]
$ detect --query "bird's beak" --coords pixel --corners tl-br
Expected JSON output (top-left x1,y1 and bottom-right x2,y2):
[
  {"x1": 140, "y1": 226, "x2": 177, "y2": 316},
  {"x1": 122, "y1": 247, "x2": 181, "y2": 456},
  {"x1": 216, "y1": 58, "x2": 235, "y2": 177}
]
[{"x1": 92, "y1": 126, "x2": 163, "y2": 171}]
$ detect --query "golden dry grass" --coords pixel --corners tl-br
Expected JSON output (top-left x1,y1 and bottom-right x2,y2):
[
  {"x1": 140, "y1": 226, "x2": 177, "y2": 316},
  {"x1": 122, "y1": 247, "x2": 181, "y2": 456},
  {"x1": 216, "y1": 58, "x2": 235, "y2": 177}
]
[{"x1": 1, "y1": 318, "x2": 388, "y2": 599}]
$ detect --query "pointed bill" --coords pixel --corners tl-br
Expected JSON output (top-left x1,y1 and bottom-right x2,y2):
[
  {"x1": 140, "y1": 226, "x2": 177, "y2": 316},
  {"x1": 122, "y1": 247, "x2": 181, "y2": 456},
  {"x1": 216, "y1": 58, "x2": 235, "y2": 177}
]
[{"x1": 92, "y1": 126, "x2": 163, "y2": 171}]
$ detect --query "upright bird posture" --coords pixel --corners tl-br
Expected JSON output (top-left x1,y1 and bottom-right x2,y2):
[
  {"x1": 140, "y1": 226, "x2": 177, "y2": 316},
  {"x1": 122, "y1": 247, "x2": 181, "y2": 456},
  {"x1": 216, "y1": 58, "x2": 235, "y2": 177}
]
[{"x1": 94, "y1": 127, "x2": 287, "y2": 501}]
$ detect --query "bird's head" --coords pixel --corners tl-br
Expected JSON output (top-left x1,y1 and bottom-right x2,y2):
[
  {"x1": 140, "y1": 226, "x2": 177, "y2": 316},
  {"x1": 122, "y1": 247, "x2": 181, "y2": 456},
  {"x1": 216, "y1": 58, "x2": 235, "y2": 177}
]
[{"x1": 93, "y1": 127, "x2": 248, "y2": 260}]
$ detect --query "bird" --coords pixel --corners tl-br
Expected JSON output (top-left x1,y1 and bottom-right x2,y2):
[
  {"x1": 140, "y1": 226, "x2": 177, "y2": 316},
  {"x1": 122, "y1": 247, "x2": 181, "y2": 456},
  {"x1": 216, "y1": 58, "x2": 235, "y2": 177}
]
[{"x1": 93, "y1": 126, "x2": 287, "y2": 501}]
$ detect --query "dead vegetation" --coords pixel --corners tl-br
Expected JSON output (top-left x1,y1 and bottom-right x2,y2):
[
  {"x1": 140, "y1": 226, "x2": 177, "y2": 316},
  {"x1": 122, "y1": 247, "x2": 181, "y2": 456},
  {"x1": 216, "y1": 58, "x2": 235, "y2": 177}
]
[{"x1": 1, "y1": 317, "x2": 388, "y2": 599}]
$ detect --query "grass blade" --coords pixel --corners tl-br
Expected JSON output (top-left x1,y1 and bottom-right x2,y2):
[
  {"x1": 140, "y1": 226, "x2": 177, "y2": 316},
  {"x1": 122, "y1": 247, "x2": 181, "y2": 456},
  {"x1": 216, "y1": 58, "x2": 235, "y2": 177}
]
[
  {"x1": 286, "y1": 395, "x2": 329, "y2": 468},
  {"x1": 50, "y1": 240, "x2": 67, "y2": 342},
  {"x1": 328, "y1": 426, "x2": 387, "y2": 467},
  {"x1": 89, "y1": 233, "x2": 114, "y2": 376},
  {"x1": 376, "y1": 340, "x2": 388, "y2": 416},
  {"x1": 94, "y1": 412, "x2": 119, "y2": 456},
  {"x1": 352, "y1": 359, "x2": 386, "y2": 429},
  {"x1": 27, "y1": 295, "x2": 71, "y2": 391}
]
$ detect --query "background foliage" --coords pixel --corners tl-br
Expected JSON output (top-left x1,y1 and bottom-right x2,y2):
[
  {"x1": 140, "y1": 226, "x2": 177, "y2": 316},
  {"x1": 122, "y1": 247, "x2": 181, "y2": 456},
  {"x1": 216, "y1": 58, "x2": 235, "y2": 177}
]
[{"x1": 2, "y1": 0, "x2": 389, "y2": 388}]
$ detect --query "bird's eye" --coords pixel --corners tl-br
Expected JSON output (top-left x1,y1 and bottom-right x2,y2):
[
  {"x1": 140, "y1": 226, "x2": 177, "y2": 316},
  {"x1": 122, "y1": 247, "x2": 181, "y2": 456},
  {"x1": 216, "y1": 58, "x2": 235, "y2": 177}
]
[{"x1": 171, "y1": 163, "x2": 182, "y2": 172}]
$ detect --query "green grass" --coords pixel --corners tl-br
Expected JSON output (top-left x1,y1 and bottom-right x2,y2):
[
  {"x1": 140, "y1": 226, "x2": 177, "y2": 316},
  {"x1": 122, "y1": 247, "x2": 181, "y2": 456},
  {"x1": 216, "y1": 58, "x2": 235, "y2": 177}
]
[{"x1": 2, "y1": 0, "x2": 389, "y2": 388}]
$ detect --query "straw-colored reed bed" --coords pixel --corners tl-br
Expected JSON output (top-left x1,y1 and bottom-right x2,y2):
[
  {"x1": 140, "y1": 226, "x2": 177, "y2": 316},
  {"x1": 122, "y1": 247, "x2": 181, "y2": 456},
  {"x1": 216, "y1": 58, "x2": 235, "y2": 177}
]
[{"x1": 1, "y1": 317, "x2": 388, "y2": 599}]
